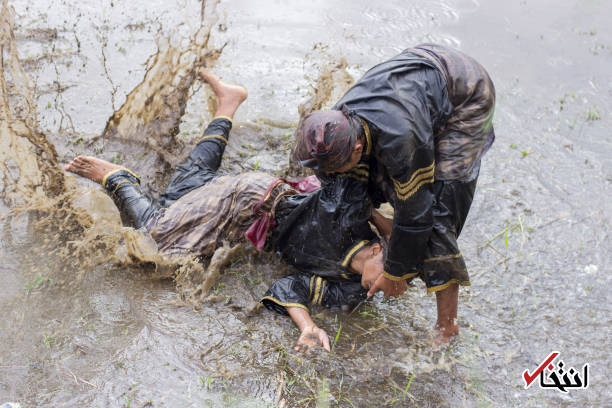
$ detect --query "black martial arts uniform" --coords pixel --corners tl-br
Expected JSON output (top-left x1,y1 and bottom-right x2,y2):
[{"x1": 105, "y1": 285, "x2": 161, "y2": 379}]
[
  {"x1": 100, "y1": 117, "x2": 376, "y2": 313},
  {"x1": 332, "y1": 43, "x2": 495, "y2": 291}
]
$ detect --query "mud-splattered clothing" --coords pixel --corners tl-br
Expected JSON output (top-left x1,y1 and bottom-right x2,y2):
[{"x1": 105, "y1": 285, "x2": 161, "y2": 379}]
[
  {"x1": 261, "y1": 174, "x2": 378, "y2": 313},
  {"x1": 333, "y1": 43, "x2": 495, "y2": 282},
  {"x1": 149, "y1": 172, "x2": 282, "y2": 256},
  {"x1": 103, "y1": 118, "x2": 290, "y2": 257},
  {"x1": 102, "y1": 117, "x2": 375, "y2": 312}
]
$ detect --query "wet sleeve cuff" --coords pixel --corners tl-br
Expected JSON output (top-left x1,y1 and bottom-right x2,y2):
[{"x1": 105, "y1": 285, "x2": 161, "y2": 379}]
[
  {"x1": 340, "y1": 240, "x2": 369, "y2": 270},
  {"x1": 261, "y1": 274, "x2": 314, "y2": 316},
  {"x1": 197, "y1": 117, "x2": 232, "y2": 144},
  {"x1": 383, "y1": 252, "x2": 421, "y2": 280},
  {"x1": 261, "y1": 274, "x2": 331, "y2": 315},
  {"x1": 102, "y1": 168, "x2": 140, "y2": 191},
  {"x1": 382, "y1": 270, "x2": 419, "y2": 281}
]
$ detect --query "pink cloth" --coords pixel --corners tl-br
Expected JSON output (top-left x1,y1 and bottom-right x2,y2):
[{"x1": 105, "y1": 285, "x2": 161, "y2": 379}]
[{"x1": 244, "y1": 175, "x2": 320, "y2": 250}]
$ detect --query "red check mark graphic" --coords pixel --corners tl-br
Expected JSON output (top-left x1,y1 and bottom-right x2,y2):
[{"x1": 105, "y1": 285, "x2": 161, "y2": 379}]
[{"x1": 523, "y1": 351, "x2": 559, "y2": 389}]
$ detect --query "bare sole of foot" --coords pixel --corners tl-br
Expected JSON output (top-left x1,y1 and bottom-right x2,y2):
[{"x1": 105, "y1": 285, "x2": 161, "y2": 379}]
[
  {"x1": 64, "y1": 156, "x2": 124, "y2": 184},
  {"x1": 198, "y1": 71, "x2": 248, "y2": 113}
]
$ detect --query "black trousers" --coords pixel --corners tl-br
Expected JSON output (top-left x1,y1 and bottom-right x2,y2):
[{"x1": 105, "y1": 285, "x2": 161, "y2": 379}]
[{"x1": 101, "y1": 118, "x2": 232, "y2": 229}]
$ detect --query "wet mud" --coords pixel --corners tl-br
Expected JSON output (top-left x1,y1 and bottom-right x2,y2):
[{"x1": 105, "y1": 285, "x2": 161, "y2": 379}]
[{"x1": 1, "y1": 0, "x2": 611, "y2": 407}]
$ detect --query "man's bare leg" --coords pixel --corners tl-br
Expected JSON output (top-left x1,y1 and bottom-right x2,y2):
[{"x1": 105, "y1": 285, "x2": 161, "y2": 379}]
[
  {"x1": 198, "y1": 71, "x2": 247, "y2": 119},
  {"x1": 64, "y1": 156, "x2": 123, "y2": 184},
  {"x1": 434, "y1": 283, "x2": 459, "y2": 344}
]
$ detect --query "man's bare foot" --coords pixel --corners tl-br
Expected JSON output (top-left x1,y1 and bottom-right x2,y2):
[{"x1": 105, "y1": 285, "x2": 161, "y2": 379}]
[
  {"x1": 64, "y1": 156, "x2": 124, "y2": 184},
  {"x1": 434, "y1": 322, "x2": 459, "y2": 346},
  {"x1": 198, "y1": 71, "x2": 248, "y2": 119}
]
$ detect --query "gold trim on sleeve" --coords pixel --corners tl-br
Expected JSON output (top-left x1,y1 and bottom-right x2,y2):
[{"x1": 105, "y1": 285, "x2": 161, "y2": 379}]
[
  {"x1": 341, "y1": 240, "x2": 369, "y2": 268},
  {"x1": 102, "y1": 168, "x2": 139, "y2": 189},
  {"x1": 426, "y1": 279, "x2": 470, "y2": 293},
  {"x1": 392, "y1": 161, "x2": 435, "y2": 200},
  {"x1": 261, "y1": 296, "x2": 309, "y2": 311},
  {"x1": 351, "y1": 165, "x2": 369, "y2": 177},
  {"x1": 308, "y1": 275, "x2": 316, "y2": 298},
  {"x1": 197, "y1": 134, "x2": 228, "y2": 144},
  {"x1": 337, "y1": 164, "x2": 370, "y2": 183},
  {"x1": 316, "y1": 280, "x2": 327, "y2": 304},
  {"x1": 423, "y1": 253, "x2": 462, "y2": 263},
  {"x1": 311, "y1": 276, "x2": 323, "y2": 304},
  {"x1": 383, "y1": 271, "x2": 419, "y2": 281},
  {"x1": 213, "y1": 115, "x2": 233, "y2": 123},
  {"x1": 102, "y1": 169, "x2": 123, "y2": 188}
]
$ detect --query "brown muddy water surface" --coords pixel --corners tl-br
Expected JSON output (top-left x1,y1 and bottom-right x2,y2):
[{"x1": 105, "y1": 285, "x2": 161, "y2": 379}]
[{"x1": 1, "y1": 0, "x2": 611, "y2": 406}]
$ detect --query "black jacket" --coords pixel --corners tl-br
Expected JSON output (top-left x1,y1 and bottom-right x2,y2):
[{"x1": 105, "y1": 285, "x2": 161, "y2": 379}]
[
  {"x1": 333, "y1": 49, "x2": 453, "y2": 279},
  {"x1": 270, "y1": 175, "x2": 376, "y2": 280}
]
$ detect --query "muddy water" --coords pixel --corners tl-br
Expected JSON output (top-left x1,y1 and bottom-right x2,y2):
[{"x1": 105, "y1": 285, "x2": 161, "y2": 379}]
[{"x1": 1, "y1": 0, "x2": 611, "y2": 407}]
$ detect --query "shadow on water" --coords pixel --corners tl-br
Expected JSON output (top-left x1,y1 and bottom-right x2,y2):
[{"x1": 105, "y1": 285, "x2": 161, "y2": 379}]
[{"x1": 1, "y1": 0, "x2": 611, "y2": 406}]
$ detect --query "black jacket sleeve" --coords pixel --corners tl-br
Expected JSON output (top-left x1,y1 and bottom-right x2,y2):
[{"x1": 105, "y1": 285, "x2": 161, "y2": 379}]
[
  {"x1": 332, "y1": 51, "x2": 452, "y2": 280},
  {"x1": 382, "y1": 146, "x2": 435, "y2": 280}
]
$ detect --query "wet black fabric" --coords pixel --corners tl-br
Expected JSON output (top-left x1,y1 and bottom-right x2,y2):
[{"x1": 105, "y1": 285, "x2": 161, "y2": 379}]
[
  {"x1": 333, "y1": 52, "x2": 451, "y2": 279},
  {"x1": 103, "y1": 117, "x2": 375, "y2": 310},
  {"x1": 419, "y1": 175, "x2": 478, "y2": 291},
  {"x1": 103, "y1": 118, "x2": 232, "y2": 228},
  {"x1": 104, "y1": 116, "x2": 377, "y2": 273},
  {"x1": 270, "y1": 174, "x2": 376, "y2": 280},
  {"x1": 262, "y1": 273, "x2": 366, "y2": 315},
  {"x1": 158, "y1": 118, "x2": 232, "y2": 207},
  {"x1": 266, "y1": 175, "x2": 376, "y2": 312},
  {"x1": 408, "y1": 44, "x2": 496, "y2": 182},
  {"x1": 330, "y1": 44, "x2": 494, "y2": 280},
  {"x1": 104, "y1": 170, "x2": 161, "y2": 229}
]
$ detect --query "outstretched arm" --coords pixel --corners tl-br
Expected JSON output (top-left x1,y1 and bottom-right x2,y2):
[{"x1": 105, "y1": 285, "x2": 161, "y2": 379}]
[
  {"x1": 287, "y1": 307, "x2": 331, "y2": 352},
  {"x1": 261, "y1": 274, "x2": 331, "y2": 353}
]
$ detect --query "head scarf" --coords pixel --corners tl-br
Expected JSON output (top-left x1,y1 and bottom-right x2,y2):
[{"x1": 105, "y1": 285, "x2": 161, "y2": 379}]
[{"x1": 292, "y1": 107, "x2": 362, "y2": 172}]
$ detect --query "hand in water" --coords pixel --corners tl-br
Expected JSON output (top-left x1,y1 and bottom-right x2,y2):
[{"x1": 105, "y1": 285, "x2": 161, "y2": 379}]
[
  {"x1": 294, "y1": 325, "x2": 331, "y2": 353},
  {"x1": 367, "y1": 275, "x2": 408, "y2": 298}
]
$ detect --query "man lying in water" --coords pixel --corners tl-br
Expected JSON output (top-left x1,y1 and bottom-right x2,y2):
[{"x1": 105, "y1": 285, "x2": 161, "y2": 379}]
[{"x1": 65, "y1": 71, "x2": 387, "y2": 352}]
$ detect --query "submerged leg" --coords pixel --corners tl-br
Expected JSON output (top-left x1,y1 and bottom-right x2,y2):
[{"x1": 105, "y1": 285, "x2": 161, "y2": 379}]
[
  {"x1": 159, "y1": 72, "x2": 248, "y2": 205},
  {"x1": 434, "y1": 282, "x2": 459, "y2": 344}
]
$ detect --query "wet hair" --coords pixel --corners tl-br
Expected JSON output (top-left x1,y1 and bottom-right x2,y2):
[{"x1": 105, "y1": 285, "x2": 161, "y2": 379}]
[{"x1": 292, "y1": 106, "x2": 363, "y2": 172}]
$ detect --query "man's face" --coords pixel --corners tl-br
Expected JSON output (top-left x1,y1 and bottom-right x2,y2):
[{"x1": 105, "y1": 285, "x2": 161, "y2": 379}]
[{"x1": 360, "y1": 243, "x2": 384, "y2": 290}]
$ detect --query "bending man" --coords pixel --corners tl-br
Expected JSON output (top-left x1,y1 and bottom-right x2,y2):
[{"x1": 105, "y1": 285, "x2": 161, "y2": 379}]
[{"x1": 293, "y1": 44, "x2": 496, "y2": 343}]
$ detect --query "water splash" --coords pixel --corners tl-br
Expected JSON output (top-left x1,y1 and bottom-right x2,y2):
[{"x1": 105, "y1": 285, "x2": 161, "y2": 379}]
[
  {"x1": 100, "y1": 0, "x2": 224, "y2": 168},
  {"x1": 0, "y1": 0, "x2": 228, "y2": 303},
  {"x1": 0, "y1": 0, "x2": 64, "y2": 206}
]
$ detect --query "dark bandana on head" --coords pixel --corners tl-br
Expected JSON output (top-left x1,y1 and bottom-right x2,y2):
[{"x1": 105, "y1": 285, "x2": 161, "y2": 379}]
[{"x1": 293, "y1": 106, "x2": 362, "y2": 172}]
